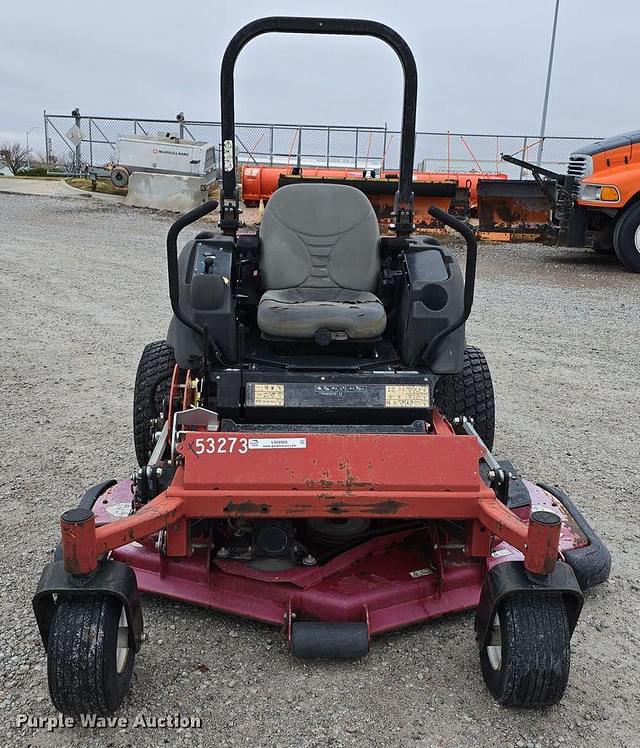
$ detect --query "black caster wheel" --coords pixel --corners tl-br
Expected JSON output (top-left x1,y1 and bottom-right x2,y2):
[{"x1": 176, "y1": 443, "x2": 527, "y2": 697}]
[
  {"x1": 47, "y1": 594, "x2": 135, "y2": 716},
  {"x1": 478, "y1": 593, "x2": 570, "y2": 708}
]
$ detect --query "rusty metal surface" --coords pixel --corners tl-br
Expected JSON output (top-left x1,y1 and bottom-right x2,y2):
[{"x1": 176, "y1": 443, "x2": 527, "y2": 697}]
[
  {"x1": 177, "y1": 431, "x2": 485, "y2": 496},
  {"x1": 276, "y1": 174, "x2": 455, "y2": 231},
  {"x1": 70, "y1": 423, "x2": 574, "y2": 578},
  {"x1": 369, "y1": 194, "x2": 456, "y2": 231},
  {"x1": 477, "y1": 179, "x2": 552, "y2": 241},
  {"x1": 242, "y1": 164, "x2": 502, "y2": 208},
  {"x1": 69, "y1": 428, "x2": 502, "y2": 574},
  {"x1": 60, "y1": 511, "x2": 96, "y2": 575},
  {"x1": 525, "y1": 511, "x2": 562, "y2": 575}
]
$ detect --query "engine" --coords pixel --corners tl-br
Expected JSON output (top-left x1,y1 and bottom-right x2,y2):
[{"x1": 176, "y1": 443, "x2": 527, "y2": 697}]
[{"x1": 211, "y1": 517, "x2": 376, "y2": 570}]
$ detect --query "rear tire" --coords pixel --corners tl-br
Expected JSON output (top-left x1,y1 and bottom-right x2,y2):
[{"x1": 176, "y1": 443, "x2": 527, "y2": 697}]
[
  {"x1": 478, "y1": 593, "x2": 570, "y2": 708},
  {"x1": 47, "y1": 594, "x2": 134, "y2": 716},
  {"x1": 133, "y1": 340, "x2": 175, "y2": 466},
  {"x1": 612, "y1": 202, "x2": 640, "y2": 272},
  {"x1": 434, "y1": 346, "x2": 495, "y2": 450}
]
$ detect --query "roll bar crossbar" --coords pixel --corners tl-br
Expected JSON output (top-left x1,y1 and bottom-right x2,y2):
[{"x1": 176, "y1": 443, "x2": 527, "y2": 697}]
[{"x1": 219, "y1": 17, "x2": 418, "y2": 235}]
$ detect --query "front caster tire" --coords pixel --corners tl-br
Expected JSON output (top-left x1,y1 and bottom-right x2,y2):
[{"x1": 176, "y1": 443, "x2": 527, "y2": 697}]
[
  {"x1": 479, "y1": 593, "x2": 570, "y2": 708},
  {"x1": 47, "y1": 594, "x2": 134, "y2": 716}
]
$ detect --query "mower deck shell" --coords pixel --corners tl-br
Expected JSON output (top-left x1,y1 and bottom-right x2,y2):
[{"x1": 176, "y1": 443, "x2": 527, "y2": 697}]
[{"x1": 80, "y1": 474, "x2": 600, "y2": 638}]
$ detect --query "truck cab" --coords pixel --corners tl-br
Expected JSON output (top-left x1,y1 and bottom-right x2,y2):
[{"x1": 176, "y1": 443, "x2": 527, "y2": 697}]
[
  {"x1": 562, "y1": 130, "x2": 640, "y2": 270},
  {"x1": 505, "y1": 131, "x2": 640, "y2": 272}
]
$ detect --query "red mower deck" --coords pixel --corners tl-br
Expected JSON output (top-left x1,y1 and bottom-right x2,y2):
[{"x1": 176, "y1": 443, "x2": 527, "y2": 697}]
[{"x1": 91, "y1": 476, "x2": 588, "y2": 635}]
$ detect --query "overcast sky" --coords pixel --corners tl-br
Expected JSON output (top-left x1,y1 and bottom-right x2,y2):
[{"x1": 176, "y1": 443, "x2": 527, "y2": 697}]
[{"x1": 1, "y1": 0, "x2": 638, "y2": 151}]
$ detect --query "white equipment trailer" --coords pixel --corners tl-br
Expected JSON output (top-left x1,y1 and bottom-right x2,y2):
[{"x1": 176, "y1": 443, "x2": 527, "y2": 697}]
[{"x1": 110, "y1": 134, "x2": 217, "y2": 187}]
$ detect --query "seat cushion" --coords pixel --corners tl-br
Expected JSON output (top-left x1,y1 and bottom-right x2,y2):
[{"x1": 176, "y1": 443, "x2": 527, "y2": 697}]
[
  {"x1": 259, "y1": 183, "x2": 381, "y2": 291},
  {"x1": 257, "y1": 288, "x2": 387, "y2": 340}
]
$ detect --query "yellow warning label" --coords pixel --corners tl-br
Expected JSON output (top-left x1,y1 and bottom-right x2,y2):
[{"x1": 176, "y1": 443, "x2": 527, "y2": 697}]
[
  {"x1": 385, "y1": 385, "x2": 430, "y2": 408},
  {"x1": 253, "y1": 383, "x2": 285, "y2": 406}
]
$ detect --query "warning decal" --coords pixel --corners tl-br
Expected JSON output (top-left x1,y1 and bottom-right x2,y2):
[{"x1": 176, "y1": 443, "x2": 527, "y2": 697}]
[
  {"x1": 385, "y1": 385, "x2": 430, "y2": 408},
  {"x1": 252, "y1": 383, "x2": 285, "y2": 406}
]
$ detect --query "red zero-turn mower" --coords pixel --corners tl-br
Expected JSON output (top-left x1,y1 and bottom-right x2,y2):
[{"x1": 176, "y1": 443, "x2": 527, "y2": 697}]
[{"x1": 34, "y1": 17, "x2": 610, "y2": 716}]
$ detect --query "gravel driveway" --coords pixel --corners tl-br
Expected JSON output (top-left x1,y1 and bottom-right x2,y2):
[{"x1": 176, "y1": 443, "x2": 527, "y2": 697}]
[{"x1": 0, "y1": 193, "x2": 638, "y2": 748}]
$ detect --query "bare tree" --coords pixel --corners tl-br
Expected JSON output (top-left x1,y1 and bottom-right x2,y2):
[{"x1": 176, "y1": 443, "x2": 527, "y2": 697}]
[
  {"x1": 0, "y1": 141, "x2": 32, "y2": 174},
  {"x1": 33, "y1": 151, "x2": 51, "y2": 167}
]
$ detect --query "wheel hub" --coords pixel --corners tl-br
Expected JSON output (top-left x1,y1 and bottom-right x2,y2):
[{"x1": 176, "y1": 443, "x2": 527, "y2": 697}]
[
  {"x1": 116, "y1": 608, "x2": 130, "y2": 674},
  {"x1": 486, "y1": 612, "x2": 502, "y2": 671}
]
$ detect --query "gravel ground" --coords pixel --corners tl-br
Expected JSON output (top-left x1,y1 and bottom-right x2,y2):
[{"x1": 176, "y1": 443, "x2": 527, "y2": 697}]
[
  {"x1": 0, "y1": 175, "x2": 124, "y2": 202},
  {"x1": 0, "y1": 193, "x2": 638, "y2": 748}
]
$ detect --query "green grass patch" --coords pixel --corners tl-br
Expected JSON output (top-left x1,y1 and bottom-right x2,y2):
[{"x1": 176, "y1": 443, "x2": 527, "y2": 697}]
[{"x1": 65, "y1": 177, "x2": 127, "y2": 195}]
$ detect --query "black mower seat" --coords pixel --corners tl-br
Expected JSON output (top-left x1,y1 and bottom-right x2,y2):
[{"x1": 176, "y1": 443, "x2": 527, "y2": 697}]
[{"x1": 257, "y1": 183, "x2": 386, "y2": 340}]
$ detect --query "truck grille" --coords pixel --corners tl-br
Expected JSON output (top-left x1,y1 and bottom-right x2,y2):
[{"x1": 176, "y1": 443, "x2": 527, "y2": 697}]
[{"x1": 567, "y1": 154, "x2": 592, "y2": 179}]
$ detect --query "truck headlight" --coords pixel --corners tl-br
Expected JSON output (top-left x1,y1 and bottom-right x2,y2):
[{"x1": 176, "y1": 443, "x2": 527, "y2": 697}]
[{"x1": 579, "y1": 184, "x2": 620, "y2": 202}]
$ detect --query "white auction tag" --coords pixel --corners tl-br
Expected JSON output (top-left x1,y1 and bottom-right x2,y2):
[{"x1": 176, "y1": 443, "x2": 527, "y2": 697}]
[{"x1": 248, "y1": 438, "x2": 307, "y2": 450}]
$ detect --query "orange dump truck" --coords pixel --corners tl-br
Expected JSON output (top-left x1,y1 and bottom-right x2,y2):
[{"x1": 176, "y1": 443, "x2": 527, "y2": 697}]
[{"x1": 507, "y1": 130, "x2": 640, "y2": 272}]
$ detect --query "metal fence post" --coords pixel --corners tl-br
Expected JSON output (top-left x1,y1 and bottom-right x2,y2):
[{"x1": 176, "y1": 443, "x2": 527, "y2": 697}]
[
  {"x1": 381, "y1": 123, "x2": 387, "y2": 171},
  {"x1": 269, "y1": 125, "x2": 274, "y2": 166},
  {"x1": 326, "y1": 127, "x2": 331, "y2": 167},
  {"x1": 354, "y1": 127, "x2": 359, "y2": 168},
  {"x1": 43, "y1": 111, "x2": 49, "y2": 166},
  {"x1": 74, "y1": 109, "x2": 82, "y2": 172},
  {"x1": 296, "y1": 126, "x2": 302, "y2": 170},
  {"x1": 89, "y1": 119, "x2": 93, "y2": 167}
]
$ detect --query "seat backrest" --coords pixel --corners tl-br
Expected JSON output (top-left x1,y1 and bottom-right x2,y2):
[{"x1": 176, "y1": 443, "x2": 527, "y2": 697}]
[{"x1": 259, "y1": 183, "x2": 381, "y2": 291}]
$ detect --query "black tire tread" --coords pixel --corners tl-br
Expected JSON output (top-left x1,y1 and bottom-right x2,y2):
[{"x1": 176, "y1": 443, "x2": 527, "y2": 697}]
[
  {"x1": 613, "y1": 203, "x2": 640, "y2": 272},
  {"x1": 133, "y1": 340, "x2": 175, "y2": 466},
  {"x1": 434, "y1": 346, "x2": 495, "y2": 450},
  {"x1": 48, "y1": 594, "x2": 132, "y2": 716},
  {"x1": 482, "y1": 593, "x2": 570, "y2": 708}
]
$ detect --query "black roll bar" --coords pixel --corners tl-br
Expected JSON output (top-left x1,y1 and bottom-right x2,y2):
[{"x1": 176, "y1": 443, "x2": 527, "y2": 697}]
[{"x1": 219, "y1": 17, "x2": 418, "y2": 235}]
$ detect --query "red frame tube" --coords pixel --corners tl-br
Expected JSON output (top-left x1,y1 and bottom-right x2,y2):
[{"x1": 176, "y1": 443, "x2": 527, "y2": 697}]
[{"x1": 61, "y1": 416, "x2": 561, "y2": 578}]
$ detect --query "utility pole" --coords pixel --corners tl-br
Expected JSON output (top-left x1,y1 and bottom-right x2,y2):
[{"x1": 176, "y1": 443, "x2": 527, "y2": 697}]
[{"x1": 537, "y1": 0, "x2": 560, "y2": 165}]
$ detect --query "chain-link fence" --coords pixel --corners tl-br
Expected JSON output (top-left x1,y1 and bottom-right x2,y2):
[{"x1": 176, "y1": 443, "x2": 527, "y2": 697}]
[{"x1": 43, "y1": 112, "x2": 600, "y2": 179}]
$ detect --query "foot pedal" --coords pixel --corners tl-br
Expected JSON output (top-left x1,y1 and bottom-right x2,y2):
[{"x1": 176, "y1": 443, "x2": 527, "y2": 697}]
[{"x1": 290, "y1": 622, "x2": 369, "y2": 658}]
